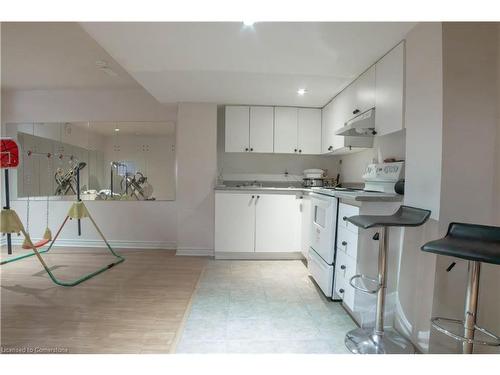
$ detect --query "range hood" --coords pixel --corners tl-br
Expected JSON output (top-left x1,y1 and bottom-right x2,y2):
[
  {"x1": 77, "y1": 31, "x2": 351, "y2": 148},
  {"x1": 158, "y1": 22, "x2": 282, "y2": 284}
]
[{"x1": 335, "y1": 108, "x2": 376, "y2": 137}]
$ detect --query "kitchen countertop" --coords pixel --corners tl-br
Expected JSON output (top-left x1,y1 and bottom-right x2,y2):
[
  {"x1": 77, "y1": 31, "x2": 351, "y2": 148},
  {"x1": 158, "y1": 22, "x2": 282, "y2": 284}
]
[
  {"x1": 215, "y1": 185, "x2": 403, "y2": 202},
  {"x1": 215, "y1": 185, "x2": 306, "y2": 193}
]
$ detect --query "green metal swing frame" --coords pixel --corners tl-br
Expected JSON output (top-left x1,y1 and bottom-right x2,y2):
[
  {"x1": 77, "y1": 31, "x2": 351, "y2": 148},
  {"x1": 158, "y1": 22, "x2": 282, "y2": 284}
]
[{"x1": 1, "y1": 201, "x2": 125, "y2": 287}]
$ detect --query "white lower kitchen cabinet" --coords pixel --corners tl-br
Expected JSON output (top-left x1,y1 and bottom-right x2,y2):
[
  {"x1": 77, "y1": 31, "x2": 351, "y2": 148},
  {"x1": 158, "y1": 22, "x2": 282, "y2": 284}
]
[
  {"x1": 300, "y1": 195, "x2": 311, "y2": 258},
  {"x1": 215, "y1": 191, "x2": 304, "y2": 258},
  {"x1": 334, "y1": 200, "x2": 403, "y2": 327},
  {"x1": 215, "y1": 193, "x2": 255, "y2": 252},
  {"x1": 334, "y1": 250, "x2": 357, "y2": 310},
  {"x1": 333, "y1": 202, "x2": 360, "y2": 309},
  {"x1": 255, "y1": 194, "x2": 301, "y2": 252}
]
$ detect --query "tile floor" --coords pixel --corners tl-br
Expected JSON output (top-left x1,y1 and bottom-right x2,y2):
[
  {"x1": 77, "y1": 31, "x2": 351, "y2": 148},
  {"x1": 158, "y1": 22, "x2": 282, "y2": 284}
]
[{"x1": 175, "y1": 260, "x2": 357, "y2": 353}]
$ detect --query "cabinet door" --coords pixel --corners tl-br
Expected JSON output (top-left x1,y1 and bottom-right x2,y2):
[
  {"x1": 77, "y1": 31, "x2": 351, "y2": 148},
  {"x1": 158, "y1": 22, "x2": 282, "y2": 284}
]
[
  {"x1": 249, "y1": 106, "x2": 274, "y2": 153},
  {"x1": 215, "y1": 193, "x2": 255, "y2": 252},
  {"x1": 225, "y1": 106, "x2": 249, "y2": 152},
  {"x1": 255, "y1": 194, "x2": 301, "y2": 252},
  {"x1": 297, "y1": 108, "x2": 321, "y2": 154},
  {"x1": 300, "y1": 196, "x2": 312, "y2": 257},
  {"x1": 343, "y1": 254, "x2": 357, "y2": 311},
  {"x1": 335, "y1": 84, "x2": 356, "y2": 127},
  {"x1": 321, "y1": 101, "x2": 334, "y2": 153},
  {"x1": 352, "y1": 66, "x2": 376, "y2": 115},
  {"x1": 334, "y1": 251, "x2": 348, "y2": 300},
  {"x1": 330, "y1": 93, "x2": 349, "y2": 151},
  {"x1": 375, "y1": 42, "x2": 405, "y2": 136},
  {"x1": 274, "y1": 107, "x2": 298, "y2": 154}
]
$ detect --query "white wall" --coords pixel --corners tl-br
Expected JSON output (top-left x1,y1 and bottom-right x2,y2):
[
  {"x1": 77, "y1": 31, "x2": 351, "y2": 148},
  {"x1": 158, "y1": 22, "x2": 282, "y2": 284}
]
[
  {"x1": 497, "y1": 24, "x2": 500, "y2": 225},
  {"x1": 429, "y1": 22, "x2": 499, "y2": 354},
  {"x1": 393, "y1": 23, "x2": 443, "y2": 353},
  {"x1": 2, "y1": 88, "x2": 177, "y2": 123},
  {"x1": 395, "y1": 22, "x2": 500, "y2": 354},
  {"x1": 1, "y1": 88, "x2": 179, "y2": 249},
  {"x1": 176, "y1": 103, "x2": 217, "y2": 255}
]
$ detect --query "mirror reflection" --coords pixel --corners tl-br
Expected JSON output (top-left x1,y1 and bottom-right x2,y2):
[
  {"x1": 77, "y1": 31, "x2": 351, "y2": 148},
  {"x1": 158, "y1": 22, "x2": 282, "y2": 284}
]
[{"x1": 4, "y1": 121, "x2": 176, "y2": 201}]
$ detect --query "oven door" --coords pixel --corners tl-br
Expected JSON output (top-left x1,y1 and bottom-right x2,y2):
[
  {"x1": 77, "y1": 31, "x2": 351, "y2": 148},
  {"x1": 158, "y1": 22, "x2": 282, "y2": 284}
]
[{"x1": 309, "y1": 193, "x2": 337, "y2": 264}]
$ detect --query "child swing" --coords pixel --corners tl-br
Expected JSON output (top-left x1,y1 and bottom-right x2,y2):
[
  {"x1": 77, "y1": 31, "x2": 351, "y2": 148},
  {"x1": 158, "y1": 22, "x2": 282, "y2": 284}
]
[
  {"x1": 1, "y1": 138, "x2": 124, "y2": 286},
  {"x1": 21, "y1": 151, "x2": 52, "y2": 249}
]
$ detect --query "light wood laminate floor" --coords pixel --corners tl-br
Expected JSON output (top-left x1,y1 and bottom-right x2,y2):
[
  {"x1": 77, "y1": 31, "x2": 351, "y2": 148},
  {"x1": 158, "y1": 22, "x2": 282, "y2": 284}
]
[{"x1": 1, "y1": 246, "x2": 208, "y2": 354}]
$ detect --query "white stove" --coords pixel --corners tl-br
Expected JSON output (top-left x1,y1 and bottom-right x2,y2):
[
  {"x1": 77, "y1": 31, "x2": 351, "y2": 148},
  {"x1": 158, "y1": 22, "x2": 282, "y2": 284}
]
[
  {"x1": 312, "y1": 161, "x2": 404, "y2": 197},
  {"x1": 307, "y1": 162, "x2": 404, "y2": 299}
]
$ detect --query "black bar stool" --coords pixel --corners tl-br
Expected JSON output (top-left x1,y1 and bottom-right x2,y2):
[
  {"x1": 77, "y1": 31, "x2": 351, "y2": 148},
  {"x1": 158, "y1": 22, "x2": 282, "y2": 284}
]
[
  {"x1": 421, "y1": 222, "x2": 500, "y2": 354},
  {"x1": 344, "y1": 205, "x2": 431, "y2": 354}
]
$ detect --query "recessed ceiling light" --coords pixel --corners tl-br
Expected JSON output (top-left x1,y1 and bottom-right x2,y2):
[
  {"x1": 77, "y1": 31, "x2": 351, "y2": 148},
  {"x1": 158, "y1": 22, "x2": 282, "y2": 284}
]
[
  {"x1": 243, "y1": 21, "x2": 255, "y2": 27},
  {"x1": 114, "y1": 128, "x2": 120, "y2": 132},
  {"x1": 297, "y1": 88, "x2": 307, "y2": 96}
]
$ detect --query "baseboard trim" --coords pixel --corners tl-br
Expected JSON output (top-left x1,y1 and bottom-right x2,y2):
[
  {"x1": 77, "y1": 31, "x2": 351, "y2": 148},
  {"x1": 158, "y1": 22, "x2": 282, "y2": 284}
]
[
  {"x1": 176, "y1": 248, "x2": 214, "y2": 257},
  {"x1": 215, "y1": 251, "x2": 304, "y2": 260},
  {"x1": 0, "y1": 237, "x2": 176, "y2": 250}
]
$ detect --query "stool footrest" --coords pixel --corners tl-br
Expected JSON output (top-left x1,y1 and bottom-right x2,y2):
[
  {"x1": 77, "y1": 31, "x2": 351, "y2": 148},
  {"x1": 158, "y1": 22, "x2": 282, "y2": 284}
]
[
  {"x1": 349, "y1": 274, "x2": 380, "y2": 294},
  {"x1": 431, "y1": 317, "x2": 500, "y2": 347}
]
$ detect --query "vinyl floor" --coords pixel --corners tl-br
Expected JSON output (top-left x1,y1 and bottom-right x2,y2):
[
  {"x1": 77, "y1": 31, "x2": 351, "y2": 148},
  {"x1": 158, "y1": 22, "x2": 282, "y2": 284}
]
[{"x1": 1, "y1": 246, "x2": 207, "y2": 354}]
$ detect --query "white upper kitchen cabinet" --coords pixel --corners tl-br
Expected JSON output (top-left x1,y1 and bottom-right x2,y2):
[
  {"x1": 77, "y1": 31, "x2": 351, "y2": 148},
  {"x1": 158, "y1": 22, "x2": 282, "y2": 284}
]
[
  {"x1": 351, "y1": 65, "x2": 376, "y2": 116},
  {"x1": 323, "y1": 92, "x2": 359, "y2": 154},
  {"x1": 333, "y1": 86, "x2": 354, "y2": 130},
  {"x1": 321, "y1": 100, "x2": 334, "y2": 153},
  {"x1": 324, "y1": 66, "x2": 376, "y2": 153},
  {"x1": 215, "y1": 193, "x2": 256, "y2": 253},
  {"x1": 297, "y1": 108, "x2": 322, "y2": 154},
  {"x1": 274, "y1": 107, "x2": 298, "y2": 154},
  {"x1": 254, "y1": 194, "x2": 301, "y2": 252},
  {"x1": 375, "y1": 42, "x2": 405, "y2": 136},
  {"x1": 225, "y1": 106, "x2": 250, "y2": 152},
  {"x1": 250, "y1": 106, "x2": 274, "y2": 153}
]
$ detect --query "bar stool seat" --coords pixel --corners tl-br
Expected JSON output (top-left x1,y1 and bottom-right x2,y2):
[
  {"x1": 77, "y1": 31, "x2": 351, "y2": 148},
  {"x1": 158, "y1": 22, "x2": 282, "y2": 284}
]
[
  {"x1": 421, "y1": 222, "x2": 500, "y2": 353},
  {"x1": 421, "y1": 223, "x2": 500, "y2": 265},
  {"x1": 344, "y1": 205, "x2": 431, "y2": 354},
  {"x1": 347, "y1": 205, "x2": 432, "y2": 229}
]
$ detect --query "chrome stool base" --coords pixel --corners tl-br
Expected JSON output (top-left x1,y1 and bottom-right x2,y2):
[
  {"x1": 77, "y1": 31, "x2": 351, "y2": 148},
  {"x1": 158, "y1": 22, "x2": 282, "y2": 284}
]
[{"x1": 345, "y1": 327, "x2": 415, "y2": 354}]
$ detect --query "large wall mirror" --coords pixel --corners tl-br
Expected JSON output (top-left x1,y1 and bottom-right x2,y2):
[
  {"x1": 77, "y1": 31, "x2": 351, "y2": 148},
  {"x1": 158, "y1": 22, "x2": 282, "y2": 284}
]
[{"x1": 3, "y1": 121, "x2": 176, "y2": 201}]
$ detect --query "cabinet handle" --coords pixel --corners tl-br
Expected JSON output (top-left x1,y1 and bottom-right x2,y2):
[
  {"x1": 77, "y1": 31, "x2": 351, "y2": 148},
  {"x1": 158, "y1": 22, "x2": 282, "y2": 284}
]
[
  {"x1": 342, "y1": 241, "x2": 347, "y2": 246},
  {"x1": 342, "y1": 216, "x2": 347, "y2": 221},
  {"x1": 353, "y1": 109, "x2": 360, "y2": 115},
  {"x1": 339, "y1": 288, "x2": 345, "y2": 294},
  {"x1": 245, "y1": 148, "x2": 249, "y2": 152},
  {"x1": 250, "y1": 148, "x2": 254, "y2": 152},
  {"x1": 340, "y1": 265, "x2": 346, "y2": 270},
  {"x1": 299, "y1": 149, "x2": 302, "y2": 153},
  {"x1": 252, "y1": 195, "x2": 255, "y2": 198},
  {"x1": 257, "y1": 195, "x2": 260, "y2": 199},
  {"x1": 328, "y1": 145, "x2": 333, "y2": 151},
  {"x1": 294, "y1": 149, "x2": 297, "y2": 152}
]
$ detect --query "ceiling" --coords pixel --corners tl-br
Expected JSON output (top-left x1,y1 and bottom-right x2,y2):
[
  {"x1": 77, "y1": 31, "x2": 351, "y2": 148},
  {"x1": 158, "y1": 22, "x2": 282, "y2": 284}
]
[
  {"x1": 81, "y1": 22, "x2": 416, "y2": 107},
  {"x1": 1, "y1": 22, "x2": 141, "y2": 90}
]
